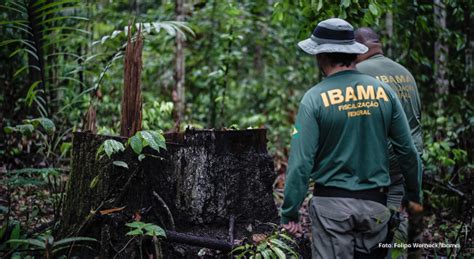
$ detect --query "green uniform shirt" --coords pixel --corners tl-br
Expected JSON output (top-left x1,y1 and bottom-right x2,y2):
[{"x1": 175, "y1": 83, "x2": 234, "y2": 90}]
[
  {"x1": 280, "y1": 70, "x2": 422, "y2": 224},
  {"x1": 356, "y1": 54, "x2": 423, "y2": 177}
]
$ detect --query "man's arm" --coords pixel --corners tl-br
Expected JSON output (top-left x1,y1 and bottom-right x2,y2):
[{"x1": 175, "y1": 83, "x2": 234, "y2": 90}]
[
  {"x1": 388, "y1": 93, "x2": 423, "y2": 204},
  {"x1": 281, "y1": 102, "x2": 319, "y2": 224}
]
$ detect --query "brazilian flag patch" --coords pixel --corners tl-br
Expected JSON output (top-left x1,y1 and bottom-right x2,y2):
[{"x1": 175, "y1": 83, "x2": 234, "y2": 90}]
[{"x1": 292, "y1": 124, "x2": 299, "y2": 139}]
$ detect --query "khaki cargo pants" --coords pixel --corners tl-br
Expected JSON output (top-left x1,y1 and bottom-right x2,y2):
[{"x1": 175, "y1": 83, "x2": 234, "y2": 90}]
[{"x1": 309, "y1": 196, "x2": 391, "y2": 259}]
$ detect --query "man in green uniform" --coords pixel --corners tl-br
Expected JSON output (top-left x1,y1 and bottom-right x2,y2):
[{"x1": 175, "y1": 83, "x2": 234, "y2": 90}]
[
  {"x1": 280, "y1": 18, "x2": 423, "y2": 258},
  {"x1": 355, "y1": 27, "x2": 424, "y2": 257}
]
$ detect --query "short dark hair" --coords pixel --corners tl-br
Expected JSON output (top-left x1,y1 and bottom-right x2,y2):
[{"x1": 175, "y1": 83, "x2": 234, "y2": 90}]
[
  {"x1": 355, "y1": 27, "x2": 380, "y2": 43},
  {"x1": 320, "y1": 53, "x2": 358, "y2": 67}
]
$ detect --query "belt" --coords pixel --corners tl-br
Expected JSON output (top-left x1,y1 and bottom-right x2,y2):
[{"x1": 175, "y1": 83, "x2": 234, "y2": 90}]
[{"x1": 313, "y1": 184, "x2": 387, "y2": 206}]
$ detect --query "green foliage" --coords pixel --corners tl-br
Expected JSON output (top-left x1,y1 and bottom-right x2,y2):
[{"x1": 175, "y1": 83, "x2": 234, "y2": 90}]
[
  {"x1": 4, "y1": 117, "x2": 56, "y2": 136},
  {"x1": 7, "y1": 232, "x2": 96, "y2": 257},
  {"x1": 96, "y1": 130, "x2": 166, "y2": 160},
  {"x1": 1, "y1": 168, "x2": 59, "y2": 187},
  {"x1": 125, "y1": 221, "x2": 166, "y2": 238},
  {"x1": 0, "y1": 221, "x2": 24, "y2": 252},
  {"x1": 136, "y1": 130, "x2": 167, "y2": 153},
  {"x1": 231, "y1": 230, "x2": 299, "y2": 259},
  {"x1": 96, "y1": 139, "x2": 126, "y2": 159},
  {"x1": 0, "y1": 0, "x2": 88, "y2": 117},
  {"x1": 92, "y1": 131, "x2": 166, "y2": 188}
]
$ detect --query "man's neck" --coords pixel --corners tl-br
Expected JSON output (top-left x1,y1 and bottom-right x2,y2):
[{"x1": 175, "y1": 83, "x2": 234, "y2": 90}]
[
  {"x1": 356, "y1": 43, "x2": 384, "y2": 62},
  {"x1": 324, "y1": 64, "x2": 356, "y2": 77}
]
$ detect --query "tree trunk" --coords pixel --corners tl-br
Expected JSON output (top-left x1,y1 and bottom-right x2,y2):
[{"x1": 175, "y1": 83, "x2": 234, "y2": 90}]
[
  {"x1": 60, "y1": 129, "x2": 278, "y2": 257},
  {"x1": 173, "y1": 0, "x2": 186, "y2": 124},
  {"x1": 120, "y1": 25, "x2": 143, "y2": 137},
  {"x1": 434, "y1": 0, "x2": 449, "y2": 105}
]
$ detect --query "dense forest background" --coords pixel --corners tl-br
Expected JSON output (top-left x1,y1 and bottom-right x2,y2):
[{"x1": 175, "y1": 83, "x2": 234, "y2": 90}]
[{"x1": 0, "y1": 0, "x2": 472, "y2": 258}]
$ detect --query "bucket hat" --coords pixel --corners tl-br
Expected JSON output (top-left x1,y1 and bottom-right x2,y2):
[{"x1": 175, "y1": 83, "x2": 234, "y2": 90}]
[{"x1": 298, "y1": 18, "x2": 368, "y2": 55}]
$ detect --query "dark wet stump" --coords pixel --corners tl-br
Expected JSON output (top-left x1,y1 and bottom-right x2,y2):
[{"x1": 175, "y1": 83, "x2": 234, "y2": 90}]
[{"x1": 60, "y1": 129, "x2": 279, "y2": 258}]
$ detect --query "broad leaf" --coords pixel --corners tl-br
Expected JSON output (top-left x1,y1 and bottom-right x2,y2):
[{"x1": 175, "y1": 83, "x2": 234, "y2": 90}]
[
  {"x1": 103, "y1": 139, "x2": 125, "y2": 158},
  {"x1": 369, "y1": 4, "x2": 379, "y2": 15},
  {"x1": 144, "y1": 224, "x2": 166, "y2": 237},
  {"x1": 129, "y1": 135, "x2": 143, "y2": 154},
  {"x1": 36, "y1": 117, "x2": 55, "y2": 134},
  {"x1": 16, "y1": 124, "x2": 35, "y2": 135},
  {"x1": 113, "y1": 160, "x2": 128, "y2": 169}
]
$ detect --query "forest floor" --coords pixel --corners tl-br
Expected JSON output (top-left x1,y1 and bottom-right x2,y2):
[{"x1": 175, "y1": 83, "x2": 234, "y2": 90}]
[{"x1": 1, "y1": 154, "x2": 472, "y2": 258}]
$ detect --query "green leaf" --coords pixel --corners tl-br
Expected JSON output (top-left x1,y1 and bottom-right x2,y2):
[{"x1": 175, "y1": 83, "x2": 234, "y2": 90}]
[
  {"x1": 126, "y1": 222, "x2": 146, "y2": 229},
  {"x1": 13, "y1": 65, "x2": 29, "y2": 78},
  {"x1": 96, "y1": 145, "x2": 105, "y2": 160},
  {"x1": 129, "y1": 135, "x2": 143, "y2": 154},
  {"x1": 139, "y1": 131, "x2": 161, "y2": 152},
  {"x1": 34, "y1": 0, "x2": 81, "y2": 13},
  {"x1": 138, "y1": 154, "x2": 146, "y2": 162},
  {"x1": 231, "y1": 245, "x2": 247, "y2": 254},
  {"x1": 317, "y1": 0, "x2": 323, "y2": 11},
  {"x1": 35, "y1": 118, "x2": 55, "y2": 134},
  {"x1": 278, "y1": 233, "x2": 297, "y2": 245},
  {"x1": 103, "y1": 139, "x2": 125, "y2": 158},
  {"x1": 25, "y1": 81, "x2": 41, "y2": 107},
  {"x1": 16, "y1": 124, "x2": 35, "y2": 135},
  {"x1": 147, "y1": 130, "x2": 166, "y2": 150},
  {"x1": 341, "y1": 0, "x2": 351, "y2": 8},
  {"x1": 90, "y1": 175, "x2": 100, "y2": 189},
  {"x1": 7, "y1": 239, "x2": 46, "y2": 249},
  {"x1": 269, "y1": 246, "x2": 285, "y2": 258},
  {"x1": 260, "y1": 249, "x2": 272, "y2": 259},
  {"x1": 10, "y1": 223, "x2": 20, "y2": 240},
  {"x1": 269, "y1": 239, "x2": 295, "y2": 255},
  {"x1": 144, "y1": 224, "x2": 166, "y2": 237},
  {"x1": 369, "y1": 4, "x2": 379, "y2": 15},
  {"x1": 60, "y1": 142, "x2": 72, "y2": 157},
  {"x1": 4, "y1": 126, "x2": 15, "y2": 134},
  {"x1": 113, "y1": 160, "x2": 129, "y2": 169},
  {"x1": 126, "y1": 229, "x2": 143, "y2": 236}
]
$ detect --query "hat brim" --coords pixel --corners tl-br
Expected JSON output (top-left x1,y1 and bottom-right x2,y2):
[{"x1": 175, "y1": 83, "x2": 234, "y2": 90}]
[{"x1": 297, "y1": 38, "x2": 368, "y2": 55}]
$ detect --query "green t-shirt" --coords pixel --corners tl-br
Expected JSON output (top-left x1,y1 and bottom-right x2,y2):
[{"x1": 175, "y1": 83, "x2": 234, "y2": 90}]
[
  {"x1": 356, "y1": 54, "x2": 423, "y2": 177},
  {"x1": 280, "y1": 70, "x2": 422, "y2": 224}
]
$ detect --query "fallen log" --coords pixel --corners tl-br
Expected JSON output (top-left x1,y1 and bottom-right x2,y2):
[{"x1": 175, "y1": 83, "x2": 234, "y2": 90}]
[{"x1": 165, "y1": 230, "x2": 233, "y2": 251}]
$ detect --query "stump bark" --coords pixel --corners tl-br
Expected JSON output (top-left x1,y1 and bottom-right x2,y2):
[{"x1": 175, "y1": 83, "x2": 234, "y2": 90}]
[{"x1": 60, "y1": 129, "x2": 278, "y2": 258}]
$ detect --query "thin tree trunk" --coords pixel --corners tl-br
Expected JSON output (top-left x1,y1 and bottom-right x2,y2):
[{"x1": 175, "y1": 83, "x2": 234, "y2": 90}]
[
  {"x1": 434, "y1": 0, "x2": 449, "y2": 102},
  {"x1": 207, "y1": 0, "x2": 218, "y2": 128},
  {"x1": 385, "y1": 11, "x2": 393, "y2": 57},
  {"x1": 465, "y1": 2, "x2": 473, "y2": 94},
  {"x1": 173, "y1": 0, "x2": 185, "y2": 124},
  {"x1": 120, "y1": 25, "x2": 143, "y2": 137}
]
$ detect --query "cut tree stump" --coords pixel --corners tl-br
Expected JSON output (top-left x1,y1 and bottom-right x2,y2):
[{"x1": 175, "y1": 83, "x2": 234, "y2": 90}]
[{"x1": 59, "y1": 129, "x2": 278, "y2": 258}]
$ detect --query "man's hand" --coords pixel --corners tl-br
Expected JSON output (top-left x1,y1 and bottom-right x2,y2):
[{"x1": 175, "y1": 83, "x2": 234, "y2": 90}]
[
  {"x1": 407, "y1": 201, "x2": 423, "y2": 214},
  {"x1": 281, "y1": 221, "x2": 302, "y2": 235}
]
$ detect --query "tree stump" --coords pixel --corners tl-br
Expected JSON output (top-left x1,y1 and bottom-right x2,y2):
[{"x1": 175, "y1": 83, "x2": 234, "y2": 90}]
[{"x1": 60, "y1": 129, "x2": 278, "y2": 258}]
